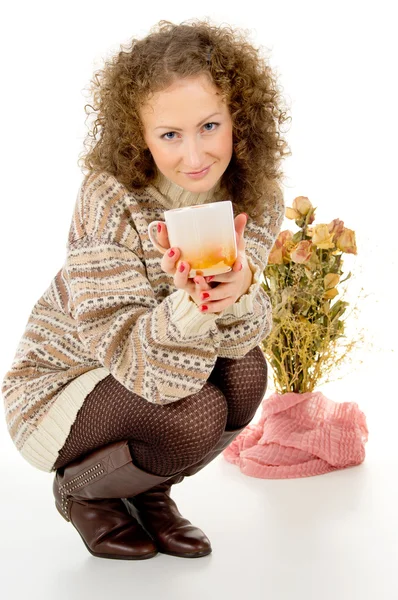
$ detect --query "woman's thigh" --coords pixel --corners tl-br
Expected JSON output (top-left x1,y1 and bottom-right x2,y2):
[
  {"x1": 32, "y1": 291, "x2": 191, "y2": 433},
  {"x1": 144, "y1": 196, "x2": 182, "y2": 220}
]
[{"x1": 52, "y1": 375, "x2": 228, "y2": 471}]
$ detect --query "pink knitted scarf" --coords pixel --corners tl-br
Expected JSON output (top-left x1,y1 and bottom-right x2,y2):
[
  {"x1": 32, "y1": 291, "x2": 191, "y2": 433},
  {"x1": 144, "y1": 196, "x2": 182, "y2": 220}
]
[{"x1": 223, "y1": 391, "x2": 369, "y2": 478}]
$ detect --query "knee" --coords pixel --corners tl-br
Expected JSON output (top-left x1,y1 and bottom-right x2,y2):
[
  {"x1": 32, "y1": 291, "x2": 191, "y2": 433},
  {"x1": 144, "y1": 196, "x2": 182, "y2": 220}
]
[
  {"x1": 240, "y1": 346, "x2": 268, "y2": 399},
  {"x1": 158, "y1": 382, "x2": 228, "y2": 455},
  {"x1": 247, "y1": 345, "x2": 268, "y2": 374},
  {"x1": 211, "y1": 345, "x2": 268, "y2": 395}
]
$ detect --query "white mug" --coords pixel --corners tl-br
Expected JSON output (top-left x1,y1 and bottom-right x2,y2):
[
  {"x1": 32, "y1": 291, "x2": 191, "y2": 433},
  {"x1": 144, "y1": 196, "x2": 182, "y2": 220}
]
[{"x1": 147, "y1": 200, "x2": 238, "y2": 278}]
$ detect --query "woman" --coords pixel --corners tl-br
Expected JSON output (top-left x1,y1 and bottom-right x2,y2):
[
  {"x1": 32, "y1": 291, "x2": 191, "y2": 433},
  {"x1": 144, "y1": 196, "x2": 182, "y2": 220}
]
[{"x1": 1, "y1": 18, "x2": 291, "y2": 560}]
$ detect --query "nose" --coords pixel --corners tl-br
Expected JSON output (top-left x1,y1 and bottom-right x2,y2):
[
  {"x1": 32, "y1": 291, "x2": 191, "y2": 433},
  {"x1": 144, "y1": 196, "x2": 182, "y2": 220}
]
[{"x1": 183, "y1": 136, "x2": 207, "y2": 171}]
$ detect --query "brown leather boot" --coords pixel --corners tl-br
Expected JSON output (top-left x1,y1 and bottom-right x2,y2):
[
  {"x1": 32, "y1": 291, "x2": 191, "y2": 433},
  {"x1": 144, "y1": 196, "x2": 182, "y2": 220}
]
[
  {"x1": 53, "y1": 440, "x2": 177, "y2": 560},
  {"x1": 125, "y1": 424, "x2": 247, "y2": 558}
]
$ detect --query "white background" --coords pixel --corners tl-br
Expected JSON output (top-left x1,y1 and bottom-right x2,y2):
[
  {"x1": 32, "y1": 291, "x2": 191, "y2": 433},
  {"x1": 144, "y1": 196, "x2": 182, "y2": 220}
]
[{"x1": 0, "y1": 2, "x2": 396, "y2": 599}]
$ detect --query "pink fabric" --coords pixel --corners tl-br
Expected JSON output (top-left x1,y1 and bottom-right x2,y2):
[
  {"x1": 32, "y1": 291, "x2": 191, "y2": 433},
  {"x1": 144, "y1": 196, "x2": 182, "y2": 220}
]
[{"x1": 222, "y1": 391, "x2": 369, "y2": 479}]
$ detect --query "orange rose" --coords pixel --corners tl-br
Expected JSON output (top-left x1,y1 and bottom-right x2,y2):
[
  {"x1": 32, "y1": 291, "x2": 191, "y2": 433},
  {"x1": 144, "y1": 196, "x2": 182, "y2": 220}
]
[
  {"x1": 268, "y1": 231, "x2": 287, "y2": 264},
  {"x1": 278, "y1": 230, "x2": 294, "y2": 246},
  {"x1": 268, "y1": 230, "x2": 294, "y2": 264},
  {"x1": 268, "y1": 240, "x2": 283, "y2": 264},
  {"x1": 280, "y1": 230, "x2": 295, "y2": 262}
]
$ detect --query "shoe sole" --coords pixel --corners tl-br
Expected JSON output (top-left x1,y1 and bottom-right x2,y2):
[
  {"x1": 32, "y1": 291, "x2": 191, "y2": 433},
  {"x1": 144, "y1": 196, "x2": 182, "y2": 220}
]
[{"x1": 157, "y1": 548, "x2": 212, "y2": 558}]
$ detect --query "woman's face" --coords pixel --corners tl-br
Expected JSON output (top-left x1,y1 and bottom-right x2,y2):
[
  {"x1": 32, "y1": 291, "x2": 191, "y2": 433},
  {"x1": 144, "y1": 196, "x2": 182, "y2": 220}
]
[{"x1": 139, "y1": 74, "x2": 234, "y2": 191}]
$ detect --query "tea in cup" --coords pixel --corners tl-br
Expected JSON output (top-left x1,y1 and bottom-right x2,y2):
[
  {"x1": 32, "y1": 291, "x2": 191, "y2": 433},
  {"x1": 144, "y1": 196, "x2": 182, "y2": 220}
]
[{"x1": 147, "y1": 200, "x2": 238, "y2": 278}]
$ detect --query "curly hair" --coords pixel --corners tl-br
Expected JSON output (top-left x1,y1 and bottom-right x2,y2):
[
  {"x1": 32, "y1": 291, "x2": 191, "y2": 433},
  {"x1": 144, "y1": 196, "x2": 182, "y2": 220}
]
[{"x1": 78, "y1": 17, "x2": 292, "y2": 219}]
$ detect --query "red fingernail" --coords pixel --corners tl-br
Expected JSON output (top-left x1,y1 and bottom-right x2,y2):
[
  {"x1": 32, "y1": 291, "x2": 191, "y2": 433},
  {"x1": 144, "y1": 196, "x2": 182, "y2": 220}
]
[
  {"x1": 157, "y1": 223, "x2": 162, "y2": 233},
  {"x1": 201, "y1": 292, "x2": 210, "y2": 300},
  {"x1": 178, "y1": 263, "x2": 185, "y2": 272},
  {"x1": 168, "y1": 249, "x2": 175, "y2": 257},
  {"x1": 239, "y1": 263, "x2": 243, "y2": 270},
  {"x1": 206, "y1": 276, "x2": 214, "y2": 282},
  {"x1": 200, "y1": 304, "x2": 208, "y2": 311}
]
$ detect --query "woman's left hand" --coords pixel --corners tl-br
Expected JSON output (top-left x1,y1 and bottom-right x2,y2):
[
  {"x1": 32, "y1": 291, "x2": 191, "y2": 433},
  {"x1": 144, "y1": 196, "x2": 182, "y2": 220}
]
[{"x1": 193, "y1": 213, "x2": 253, "y2": 313}]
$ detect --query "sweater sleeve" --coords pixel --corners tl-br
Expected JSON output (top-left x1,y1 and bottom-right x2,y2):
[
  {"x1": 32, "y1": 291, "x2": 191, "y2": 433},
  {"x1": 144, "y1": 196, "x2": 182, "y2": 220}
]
[
  {"x1": 66, "y1": 234, "x2": 220, "y2": 405},
  {"x1": 212, "y1": 185, "x2": 285, "y2": 358}
]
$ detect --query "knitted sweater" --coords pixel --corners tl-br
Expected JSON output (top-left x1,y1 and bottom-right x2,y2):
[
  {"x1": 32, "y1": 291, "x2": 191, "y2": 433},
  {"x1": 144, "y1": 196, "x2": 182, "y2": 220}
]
[{"x1": 1, "y1": 169, "x2": 285, "y2": 472}]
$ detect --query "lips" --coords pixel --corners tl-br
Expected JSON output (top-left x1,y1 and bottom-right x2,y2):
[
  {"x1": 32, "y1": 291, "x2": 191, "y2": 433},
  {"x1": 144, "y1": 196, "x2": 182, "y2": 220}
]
[{"x1": 185, "y1": 164, "x2": 212, "y2": 174}]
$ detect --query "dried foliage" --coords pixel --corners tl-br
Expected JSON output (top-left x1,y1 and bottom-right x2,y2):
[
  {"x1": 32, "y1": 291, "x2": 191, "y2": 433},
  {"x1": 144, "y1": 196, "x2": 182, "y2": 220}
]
[{"x1": 261, "y1": 196, "x2": 365, "y2": 394}]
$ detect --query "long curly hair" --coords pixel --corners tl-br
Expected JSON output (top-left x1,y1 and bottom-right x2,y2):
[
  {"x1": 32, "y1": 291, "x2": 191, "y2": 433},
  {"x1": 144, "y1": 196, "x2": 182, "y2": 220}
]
[{"x1": 78, "y1": 18, "x2": 292, "y2": 219}]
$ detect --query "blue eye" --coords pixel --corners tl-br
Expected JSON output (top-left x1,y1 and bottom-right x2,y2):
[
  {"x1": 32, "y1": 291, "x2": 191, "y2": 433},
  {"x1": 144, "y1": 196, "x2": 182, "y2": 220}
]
[
  {"x1": 161, "y1": 122, "x2": 220, "y2": 141},
  {"x1": 203, "y1": 122, "x2": 218, "y2": 132}
]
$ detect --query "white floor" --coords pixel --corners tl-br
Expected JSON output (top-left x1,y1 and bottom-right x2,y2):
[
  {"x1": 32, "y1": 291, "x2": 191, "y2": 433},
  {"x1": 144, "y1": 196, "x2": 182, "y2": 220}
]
[{"x1": 1, "y1": 347, "x2": 396, "y2": 600}]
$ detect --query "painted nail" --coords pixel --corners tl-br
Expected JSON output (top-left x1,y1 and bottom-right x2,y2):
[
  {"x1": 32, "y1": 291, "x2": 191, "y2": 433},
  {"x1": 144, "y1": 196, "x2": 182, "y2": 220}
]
[
  {"x1": 201, "y1": 292, "x2": 210, "y2": 300},
  {"x1": 157, "y1": 223, "x2": 162, "y2": 233},
  {"x1": 200, "y1": 304, "x2": 208, "y2": 311},
  {"x1": 178, "y1": 262, "x2": 185, "y2": 272},
  {"x1": 168, "y1": 248, "x2": 175, "y2": 257},
  {"x1": 206, "y1": 276, "x2": 214, "y2": 282},
  {"x1": 239, "y1": 263, "x2": 243, "y2": 270}
]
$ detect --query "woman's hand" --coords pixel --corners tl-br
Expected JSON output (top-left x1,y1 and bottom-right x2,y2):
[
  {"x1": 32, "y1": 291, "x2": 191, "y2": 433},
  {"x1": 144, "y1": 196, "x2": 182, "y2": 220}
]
[
  {"x1": 160, "y1": 243, "x2": 209, "y2": 308},
  {"x1": 157, "y1": 224, "x2": 209, "y2": 307},
  {"x1": 158, "y1": 213, "x2": 253, "y2": 313}
]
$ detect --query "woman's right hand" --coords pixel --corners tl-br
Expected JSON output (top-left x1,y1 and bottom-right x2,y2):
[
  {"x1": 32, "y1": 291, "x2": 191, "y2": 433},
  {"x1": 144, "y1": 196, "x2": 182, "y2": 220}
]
[{"x1": 157, "y1": 223, "x2": 212, "y2": 310}]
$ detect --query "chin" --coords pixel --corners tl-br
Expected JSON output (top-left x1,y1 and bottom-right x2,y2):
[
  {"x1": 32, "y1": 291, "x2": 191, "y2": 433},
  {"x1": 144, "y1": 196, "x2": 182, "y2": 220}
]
[
  {"x1": 179, "y1": 168, "x2": 221, "y2": 187},
  {"x1": 184, "y1": 179, "x2": 217, "y2": 192}
]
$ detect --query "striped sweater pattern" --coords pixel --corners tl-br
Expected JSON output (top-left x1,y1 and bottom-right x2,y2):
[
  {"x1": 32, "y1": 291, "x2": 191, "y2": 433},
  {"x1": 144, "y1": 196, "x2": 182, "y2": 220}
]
[{"x1": 1, "y1": 169, "x2": 284, "y2": 472}]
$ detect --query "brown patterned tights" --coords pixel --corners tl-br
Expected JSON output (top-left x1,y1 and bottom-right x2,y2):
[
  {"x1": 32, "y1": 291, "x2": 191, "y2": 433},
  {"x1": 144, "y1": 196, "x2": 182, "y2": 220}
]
[{"x1": 53, "y1": 346, "x2": 267, "y2": 476}]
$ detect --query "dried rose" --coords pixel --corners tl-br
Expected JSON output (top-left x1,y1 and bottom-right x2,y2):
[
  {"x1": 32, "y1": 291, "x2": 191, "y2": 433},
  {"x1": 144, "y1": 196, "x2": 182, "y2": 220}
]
[
  {"x1": 280, "y1": 230, "x2": 295, "y2": 262},
  {"x1": 268, "y1": 239, "x2": 283, "y2": 264},
  {"x1": 328, "y1": 219, "x2": 345, "y2": 240},
  {"x1": 268, "y1": 230, "x2": 295, "y2": 264},
  {"x1": 311, "y1": 224, "x2": 336, "y2": 250},
  {"x1": 293, "y1": 196, "x2": 313, "y2": 216},
  {"x1": 336, "y1": 228, "x2": 357, "y2": 254},
  {"x1": 290, "y1": 240, "x2": 313, "y2": 264},
  {"x1": 285, "y1": 207, "x2": 300, "y2": 220}
]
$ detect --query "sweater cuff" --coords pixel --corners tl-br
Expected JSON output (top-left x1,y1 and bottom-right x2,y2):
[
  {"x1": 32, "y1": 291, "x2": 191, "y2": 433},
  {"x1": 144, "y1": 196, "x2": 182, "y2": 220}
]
[{"x1": 171, "y1": 289, "x2": 218, "y2": 337}]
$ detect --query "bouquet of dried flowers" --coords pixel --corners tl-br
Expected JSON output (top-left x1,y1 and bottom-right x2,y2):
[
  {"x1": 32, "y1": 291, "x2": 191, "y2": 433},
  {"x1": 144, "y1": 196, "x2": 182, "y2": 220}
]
[{"x1": 261, "y1": 196, "x2": 363, "y2": 394}]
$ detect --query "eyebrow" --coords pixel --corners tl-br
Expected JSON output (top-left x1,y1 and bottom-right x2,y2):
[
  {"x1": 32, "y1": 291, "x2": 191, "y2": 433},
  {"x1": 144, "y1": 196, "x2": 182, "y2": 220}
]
[{"x1": 154, "y1": 112, "x2": 222, "y2": 131}]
